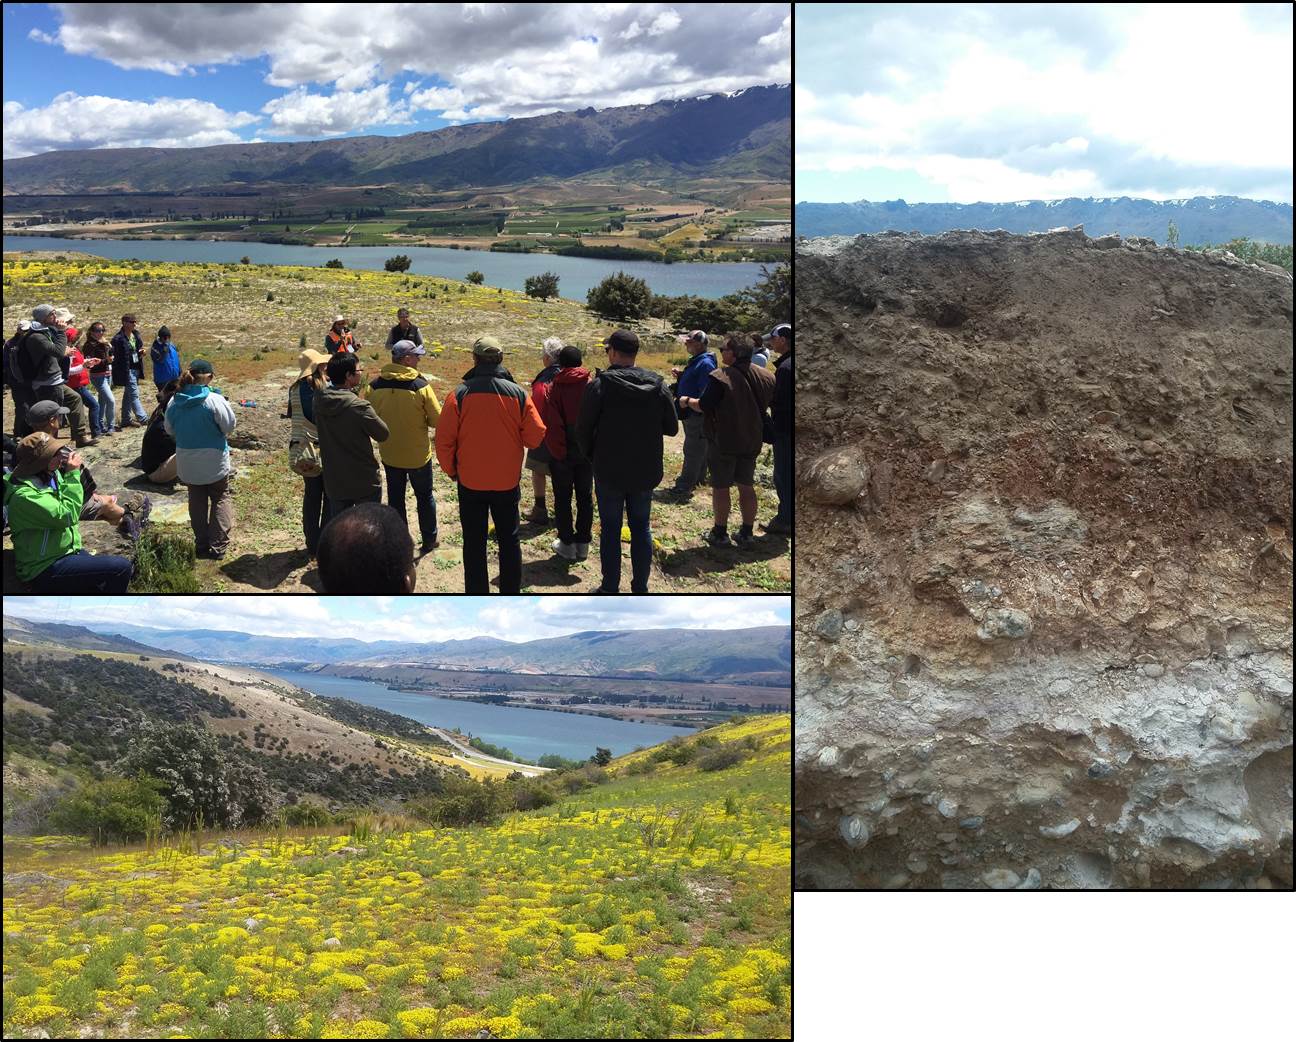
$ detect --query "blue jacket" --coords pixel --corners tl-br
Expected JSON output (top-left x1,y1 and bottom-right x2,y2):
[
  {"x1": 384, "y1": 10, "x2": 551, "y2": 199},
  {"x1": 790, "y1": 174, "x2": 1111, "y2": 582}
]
[
  {"x1": 676, "y1": 350, "x2": 716, "y2": 402},
  {"x1": 164, "y1": 384, "x2": 237, "y2": 485},
  {"x1": 150, "y1": 340, "x2": 181, "y2": 386}
]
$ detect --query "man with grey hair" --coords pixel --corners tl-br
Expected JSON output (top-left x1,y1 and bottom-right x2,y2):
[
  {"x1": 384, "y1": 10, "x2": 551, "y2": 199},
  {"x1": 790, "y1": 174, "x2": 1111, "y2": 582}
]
[
  {"x1": 523, "y1": 336, "x2": 565, "y2": 525},
  {"x1": 386, "y1": 307, "x2": 424, "y2": 349},
  {"x1": 20, "y1": 304, "x2": 92, "y2": 445},
  {"x1": 657, "y1": 329, "x2": 715, "y2": 502}
]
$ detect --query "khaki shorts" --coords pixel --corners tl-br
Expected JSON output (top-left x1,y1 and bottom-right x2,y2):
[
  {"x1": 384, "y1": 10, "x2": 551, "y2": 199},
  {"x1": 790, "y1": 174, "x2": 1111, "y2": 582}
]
[{"x1": 708, "y1": 445, "x2": 758, "y2": 488}]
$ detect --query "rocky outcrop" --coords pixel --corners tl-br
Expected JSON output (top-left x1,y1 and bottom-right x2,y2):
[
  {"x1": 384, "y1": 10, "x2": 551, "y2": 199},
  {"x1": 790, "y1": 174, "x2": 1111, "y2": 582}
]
[{"x1": 795, "y1": 228, "x2": 1294, "y2": 890}]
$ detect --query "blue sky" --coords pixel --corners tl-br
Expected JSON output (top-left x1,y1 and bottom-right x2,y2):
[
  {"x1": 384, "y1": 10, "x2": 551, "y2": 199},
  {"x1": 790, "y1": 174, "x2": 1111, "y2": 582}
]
[
  {"x1": 797, "y1": 3, "x2": 1294, "y2": 205},
  {"x1": 3, "y1": 595, "x2": 790, "y2": 643},
  {"x1": 3, "y1": 3, "x2": 790, "y2": 159}
]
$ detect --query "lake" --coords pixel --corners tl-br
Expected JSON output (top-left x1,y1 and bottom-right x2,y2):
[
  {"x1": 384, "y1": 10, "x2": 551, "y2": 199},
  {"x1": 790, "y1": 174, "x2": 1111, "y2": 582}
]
[
  {"x1": 1, "y1": 235, "x2": 770, "y2": 299},
  {"x1": 264, "y1": 668, "x2": 698, "y2": 763}
]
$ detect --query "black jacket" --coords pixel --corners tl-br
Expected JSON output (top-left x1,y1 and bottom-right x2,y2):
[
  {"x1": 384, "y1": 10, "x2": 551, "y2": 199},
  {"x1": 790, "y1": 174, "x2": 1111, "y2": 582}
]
[
  {"x1": 576, "y1": 365, "x2": 679, "y2": 492},
  {"x1": 773, "y1": 350, "x2": 792, "y2": 438},
  {"x1": 110, "y1": 329, "x2": 146, "y2": 386}
]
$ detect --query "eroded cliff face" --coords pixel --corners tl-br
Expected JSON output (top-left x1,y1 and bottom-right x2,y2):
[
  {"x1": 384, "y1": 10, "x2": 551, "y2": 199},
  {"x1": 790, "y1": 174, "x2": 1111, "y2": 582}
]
[{"x1": 795, "y1": 229, "x2": 1294, "y2": 890}]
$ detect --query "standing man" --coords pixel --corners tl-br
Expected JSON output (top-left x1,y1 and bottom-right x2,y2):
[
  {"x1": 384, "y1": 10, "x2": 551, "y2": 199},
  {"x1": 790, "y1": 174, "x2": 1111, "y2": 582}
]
[
  {"x1": 111, "y1": 314, "x2": 149, "y2": 428},
  {"x1": 367, "y1": 339, "x2": 442, "y2": 554},
  {"x1": 656, "y1": 329, "x2": 715, "y2": 502},
  {"x1": 577, "y1": 328, "x2": 679, "y2": 594},
  {"x1": 764, "y1": 323, "x2": 792, "y2": 535},
  {"x1": 385, "y1": 308, "x2": 424, "y2": 349},
  {"x1": 23, "y1": 305, "x2": 92, "y2": 445},
  {"x1": 435, "y1": 336, "x2": 546, "y2": 594},
  {"x1": 315, "y1": 353, "x2": 389, "y2": 513},
  {"x1": 325, "y1": 315, "x2": 359, "y2": 355},
  {"x1": 680, "y1": 333, "x2": 775, "y2": 549}
]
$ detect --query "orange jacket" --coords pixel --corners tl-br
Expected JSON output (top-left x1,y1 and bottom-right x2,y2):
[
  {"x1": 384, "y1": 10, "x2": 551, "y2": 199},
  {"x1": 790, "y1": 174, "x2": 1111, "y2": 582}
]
[{"x1": 435, "y1": 363, "x2": 546, "y2": 491}]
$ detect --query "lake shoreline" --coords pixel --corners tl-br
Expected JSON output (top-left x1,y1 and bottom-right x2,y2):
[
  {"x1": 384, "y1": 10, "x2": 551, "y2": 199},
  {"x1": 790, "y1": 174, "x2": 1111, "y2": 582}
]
[{"x1": 390, "y1": 685, "x2": 713, "y2": 729}]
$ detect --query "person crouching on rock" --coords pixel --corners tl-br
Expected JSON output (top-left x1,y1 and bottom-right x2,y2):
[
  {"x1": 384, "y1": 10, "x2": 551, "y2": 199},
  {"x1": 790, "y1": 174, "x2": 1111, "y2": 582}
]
[
  {"x1": 3, "y1": 432, "x2": 135, "y2": 592},
  {"x1": 27, "y1": 399, "x2": 151, "y2": 540},
  {"x1": 166, "y1": 359, "x2": 237, "y2": 560},
  {"x1": 141, "y1": 379, "x2": 181, "y2": 486}
]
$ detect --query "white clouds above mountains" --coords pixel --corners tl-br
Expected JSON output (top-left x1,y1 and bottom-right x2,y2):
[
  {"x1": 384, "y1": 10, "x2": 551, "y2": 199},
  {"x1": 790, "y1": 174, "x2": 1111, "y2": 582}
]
[
  {"x1": 797, "y1": 3, "x2": 1293, "y2": 203},
  {"x1": 9, "y1": 2, "x2": 788, "y2": 157},
  {"x1": 4, "y1": 93, "x2": 259, "y2": 158}
]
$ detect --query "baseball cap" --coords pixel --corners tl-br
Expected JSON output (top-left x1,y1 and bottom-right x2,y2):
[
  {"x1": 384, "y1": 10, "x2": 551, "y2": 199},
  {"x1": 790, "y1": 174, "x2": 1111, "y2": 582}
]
[
  {"x1": 189, "y1": 358, "x2": 215, "y2": 375},
  {"x1": 26, "y1": 400, "x2": 70, "y2": 427},
  {"x1": 763, "y1": 323, "x2": 791, "y2": 342},
  {"x1": 391, "y1": 339, "x2": 426, "y2": 359},
  {"x1": 604, "y1": 329, "x2": 640, "y2": 353},
  {"x1": 473, "y1": 335, "x2": 504, "y2": 362},
  {"x1": 678, "y1": 330, "x2": 708, "y2": 345}
]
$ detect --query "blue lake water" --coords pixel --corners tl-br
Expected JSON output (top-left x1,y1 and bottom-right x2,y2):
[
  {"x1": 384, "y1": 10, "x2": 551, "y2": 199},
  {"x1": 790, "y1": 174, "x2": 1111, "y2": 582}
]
[
  {"x1": 264, "y1": 668, "x2": 697, "y2": 762},
  {"x1": 2, "y1": 235, "x2": 770, "y2": 299}
]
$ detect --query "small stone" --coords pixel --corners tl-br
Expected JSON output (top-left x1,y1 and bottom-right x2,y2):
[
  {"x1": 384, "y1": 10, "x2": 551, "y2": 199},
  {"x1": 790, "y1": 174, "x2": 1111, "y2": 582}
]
[
  {"x1": 906, "y1": 854, "x2": 929, "y2": 874},
  {"x1": 839, "y1": 814, "x2": 870, "y2": 849},
  {"x1": 937, "y1": 798, "x2": 959, "y2": 819},
  {"x1": 1087, "y1": 762, "x2": 1114, "y2": 779},
  {"x1": 816, "y1": 746, "x2": 840, "y2": 769},
  {"x1": 814, "y1": 610, "x2": 844, "y2": 642},
  {"x1": 804, "y1": 447, "x2": 870, "y2": 505},
  {"x1": 924, "y1": 460, "x2": 946, "y2": 483},
  {"x1": 1016, "y1": 868, "x2": 1043, "y2": 890},
  {"x1": 1039, "y1": 818, "x2": 1081, "y2": 838},
  {"x1": 1139, "y1": 439, "x2": 1163, "y2": 456},
  {"x1": 982, "y1": 869, "x2": 1021, "y2": 889},
  {"x1": 958, "y1": 816, "x2": 984, "y2": 830},
  {"x1": 1140, "y1": 662, "x2": 1165, "y2": 678},
  {"x1": 976, "y1": 607, "x2": 1033, "y2": 642},
  {"x1": 323, "y1": 937, "x2": 342, "y2": 949},
  {"x1": 244, "y1": 917, "x2": 262, "y2": 933}
]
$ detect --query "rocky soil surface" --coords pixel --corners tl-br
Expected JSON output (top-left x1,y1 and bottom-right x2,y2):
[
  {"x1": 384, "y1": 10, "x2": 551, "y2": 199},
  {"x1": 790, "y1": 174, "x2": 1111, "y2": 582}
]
[{"x1": 794, "y1": 227, "x2": 1294, "y2": 889}]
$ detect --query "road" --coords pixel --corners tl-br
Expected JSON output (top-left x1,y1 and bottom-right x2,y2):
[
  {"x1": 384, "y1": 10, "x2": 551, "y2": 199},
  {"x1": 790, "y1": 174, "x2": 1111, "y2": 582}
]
[{"x1": 427, "y1": 726, "x2": 553, "y2": 777}]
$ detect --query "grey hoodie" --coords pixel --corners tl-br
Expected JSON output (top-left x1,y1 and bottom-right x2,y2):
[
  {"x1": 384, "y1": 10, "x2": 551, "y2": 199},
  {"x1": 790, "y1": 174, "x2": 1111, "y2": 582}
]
[{"x1": 315, "y1": 383, "x2": 390, "y2": 501}]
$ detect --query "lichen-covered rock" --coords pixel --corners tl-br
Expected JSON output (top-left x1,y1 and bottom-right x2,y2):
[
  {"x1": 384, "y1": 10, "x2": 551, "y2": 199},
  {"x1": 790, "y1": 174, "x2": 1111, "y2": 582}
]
[
  {"x1": 802, "y1": 447, "x2": 869, "y2": 505},
  {"x1": 796, "y1": 229, "x2": 1294, "y2": 890}
]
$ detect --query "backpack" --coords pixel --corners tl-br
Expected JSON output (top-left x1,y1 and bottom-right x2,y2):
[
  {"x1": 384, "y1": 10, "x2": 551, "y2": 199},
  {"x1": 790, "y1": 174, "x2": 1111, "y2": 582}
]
[
  {"x1": 286, "y1": 386, "x2": 323, "y2": 478},
  {"x1": 7, "y1": 330, "x2": 41, "y2": 386}
]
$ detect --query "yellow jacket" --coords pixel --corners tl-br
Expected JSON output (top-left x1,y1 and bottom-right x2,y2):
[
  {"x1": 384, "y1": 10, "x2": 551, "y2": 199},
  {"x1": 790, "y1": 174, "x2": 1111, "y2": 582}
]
[{"x1": 365, "y1": 362, "x2": 442, "y2": 468}]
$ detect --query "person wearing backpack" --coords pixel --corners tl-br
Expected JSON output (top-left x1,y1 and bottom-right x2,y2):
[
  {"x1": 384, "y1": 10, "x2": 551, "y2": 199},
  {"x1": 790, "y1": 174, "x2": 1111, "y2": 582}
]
[
  {"x1": 366, "y1": 339, "x2": 442, "y2": 554},
  {"x1": 22, "y1": 304, "x2": 93, "y2": 446},
  {"x1": 4, "y1": 319, "x2": 35, "y2": 438},
  {"x1": 287, "y1": 350, "x2": 331, "y2": 557},
  {"x1": 150, "y1": 326, "x2": 182, "y2": 390},
  {"x1": 538, "y1": 345, "x2": 593, "y2": 561}
]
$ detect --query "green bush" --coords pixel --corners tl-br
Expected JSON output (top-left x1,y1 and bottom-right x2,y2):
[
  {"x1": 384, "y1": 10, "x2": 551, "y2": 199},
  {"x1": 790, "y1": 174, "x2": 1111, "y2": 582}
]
[
  {"x1": 524, "y1": 271, "x2": 560, "y2": 301},
  {"x1": 49, "y1": 775, "x2": 166, "y2": 845},
  {"x1": 698, "y1": 744, "x2": 746, "y2": 772},
  {"x1": 466, "y1": 270, "x2": 485, "y2": 285},
  {"x1": 129, "y1": 529, "x2": 199, "y2": 593},
  {"x1": 512, "y1": 783, "x2": 558, "y2": 811},
  {"x1": 281, "y1": 802, "x2": 332, "y2": 827},
  {"x1": 324, "y1": 258, "x2": 344, "y2": 269},
  {"x1": 409, "y1": 777, "x2": 506, "y2": 827},
  {"x1": 586, "y1": 270, "x2": 652, "y2": 321},
  {"x1": 384, "y1": 255, "x2": 412, "y2": 272}
]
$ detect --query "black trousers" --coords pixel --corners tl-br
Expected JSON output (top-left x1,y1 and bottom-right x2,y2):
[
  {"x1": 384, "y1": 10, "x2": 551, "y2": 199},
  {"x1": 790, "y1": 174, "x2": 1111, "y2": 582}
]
[
  {"x1": 550, "y1": 458, "x2": 593, "y2": 545},
  {"x1": 457, "y1": 484, "x2": 521, "y2": 594}
]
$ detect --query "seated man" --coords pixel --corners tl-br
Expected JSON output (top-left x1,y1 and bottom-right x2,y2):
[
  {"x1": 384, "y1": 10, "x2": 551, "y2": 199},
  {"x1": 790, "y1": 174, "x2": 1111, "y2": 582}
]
[
  {"x1": 3, "y1": 431, "x2": 134, "y2": 592},
  {"x1": 27, "y1": 400, "x2": 150, "y2": 540},
  {"x1": 316, "y1": 501, "x2": 417, "y2": 593}
]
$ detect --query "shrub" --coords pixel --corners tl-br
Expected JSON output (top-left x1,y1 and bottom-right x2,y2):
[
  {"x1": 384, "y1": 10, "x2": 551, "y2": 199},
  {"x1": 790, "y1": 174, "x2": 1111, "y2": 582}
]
[
  {"x1": 266, "y1": 291, "x2": 275, "y2": 301},
  {"x1": 325, "y1": 258, "x2": 344, "y2": 269},
  {"x1": 591, "y1": 747, "x2": 613, "y2": 767},
  {"x1": 240, "y1": 255, "x2": 251, "y2": 265},
  {"x1": 385, "y1": 255, "x2": 412, "y2": 272},
  {"x1": 524, "y1": 272, "x2": 560, "y2": 301},
  {"x1": 698, "y1": 744, "x2": 746, "y2": 772},
  {"x1": 512, "y1": 783, "x2": 558, "y2": 811},
  {"x1": 409, "y1": 778, "x2": 506, "y2": 827},
  {"x1": 466, "y1": 270, "x2": 485, "y2": 285},
  {"x1": 624, "y1": 758, "x2": 656, "y2": 777},
  {"x1": 281, "y1": 802, "x2": 332, "y2": 827},
  {"x1": 586, "y1": 270, "x2": 652, "y2": 321},
  {"x1": 129, "y1": 529, "x2": 199, "y2": 593},
  {"x1": 537, "y1": 754, "x2": 582, "y2": 770},
  {"x1": 49, "y1": 775, "x2": 166, "y2": 845}
]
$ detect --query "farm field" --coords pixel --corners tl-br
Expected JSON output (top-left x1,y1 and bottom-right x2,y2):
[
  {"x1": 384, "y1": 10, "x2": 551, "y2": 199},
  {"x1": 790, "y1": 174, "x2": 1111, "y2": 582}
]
[
  {"x1": 1, "y1": 253, "x2": 791, "y2": 594},
  {"x1": 1, "y1": 715, "x2": 791, "y2": 1039}
]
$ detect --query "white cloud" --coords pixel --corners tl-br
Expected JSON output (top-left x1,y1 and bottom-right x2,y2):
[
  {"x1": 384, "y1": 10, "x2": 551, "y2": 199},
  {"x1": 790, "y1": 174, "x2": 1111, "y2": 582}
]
[
  {"x1": 261, "y1": 83, "x2": 413, "y2": 138},
  {"x1": 3, "y1": 92, "x2": 259, "y2": 160},
  {"x1": 797, "y1": 3, "x2": 1293, "y2": 203}
]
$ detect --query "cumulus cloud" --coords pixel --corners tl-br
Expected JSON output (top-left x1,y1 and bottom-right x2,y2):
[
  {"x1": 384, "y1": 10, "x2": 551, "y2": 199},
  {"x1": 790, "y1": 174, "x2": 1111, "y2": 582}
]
[
  {"x1": 261, "y1": 83, "x2": 413, "y2": 137},
  {"x1": 36, "y1": 3, "x2": 789, "y2": 124},
  {"x1": 3, "y1": 92, "x2": 259, "y2": 159},
  {"x1": 797, "y1": 3, "x2": 1293, "y2": 203}
]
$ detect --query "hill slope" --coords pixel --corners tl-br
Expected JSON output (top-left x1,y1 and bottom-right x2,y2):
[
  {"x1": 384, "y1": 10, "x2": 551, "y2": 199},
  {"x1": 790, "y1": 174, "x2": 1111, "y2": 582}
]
[
  {"x1": 3, "y1": 86, "x2": 790, "y2": 195},
  {"x1": 795, "y1": 195, "x2": 1294, "y2": 245},
  {"x1": 2, "y1": 714, "x2": 790, "y2": 1038}
]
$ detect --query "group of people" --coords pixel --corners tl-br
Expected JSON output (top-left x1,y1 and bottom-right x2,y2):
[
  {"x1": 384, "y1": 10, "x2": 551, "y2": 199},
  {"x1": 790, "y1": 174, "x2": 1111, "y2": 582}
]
[{"x1": 3, "y1": 300, "x2": 792, "y2": 594}]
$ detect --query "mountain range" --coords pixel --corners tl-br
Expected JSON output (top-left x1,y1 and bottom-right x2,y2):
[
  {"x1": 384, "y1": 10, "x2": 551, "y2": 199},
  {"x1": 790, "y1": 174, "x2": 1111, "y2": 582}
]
[
  {"x1": 3, "y1": 617, "x2": 790, "y2": 685},
  {"x1": 3, "y1": 86, "x2": 789, "y2": 196},
  {"x1": 795, "y1": 195, "x2": 1293, "y2": 245}
]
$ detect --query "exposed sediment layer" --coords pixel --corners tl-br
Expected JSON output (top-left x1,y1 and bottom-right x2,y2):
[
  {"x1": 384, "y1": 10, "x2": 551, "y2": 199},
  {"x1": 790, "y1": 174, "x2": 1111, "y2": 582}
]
[{"x1": 795, "y1": 228, "x2": 1294, "y2": 889}]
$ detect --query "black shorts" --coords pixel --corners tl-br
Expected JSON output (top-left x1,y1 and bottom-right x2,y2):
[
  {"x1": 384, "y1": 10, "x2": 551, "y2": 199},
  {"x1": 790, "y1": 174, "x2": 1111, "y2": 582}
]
[{"x1": 708, "y1": 443, "x2": 758, "y2": 488}]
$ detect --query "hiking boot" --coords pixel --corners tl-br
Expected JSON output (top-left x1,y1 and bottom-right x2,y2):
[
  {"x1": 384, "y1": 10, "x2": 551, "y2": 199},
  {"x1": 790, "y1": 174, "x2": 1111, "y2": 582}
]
[
  {"x1": 761, "y1": 516, "x2": 792, "y2": 536},
  {"x1": 701, "y1": 527, "x2": 733, "y2": 547},
  {"x1": 524, "y1": 503, "x2": 550, "y2": 525},
  {"x1": 206, "y1": 547, "x2": 227, "y2": 561},
  {"x1": 118, "y1": 513, "x2": 142, "y2": 542},
  {"x1": 574, "y1": 542, "x2": 590, "y2": 560},
  {"x1": 551, "y1": 538, "x2": 579, "y2": 561},
  {"x1": 75, "y1": 435, "x2": 99, "y2": 447},
  {"x1": 653, "y1": 487, "x2": 690, "y2": 503},
  {"x1": 733, "y1": 528, "x2": 756, "y2": 549},
  {"x1": 420, "y1": 538, "x2": 440, "y2": 555}
]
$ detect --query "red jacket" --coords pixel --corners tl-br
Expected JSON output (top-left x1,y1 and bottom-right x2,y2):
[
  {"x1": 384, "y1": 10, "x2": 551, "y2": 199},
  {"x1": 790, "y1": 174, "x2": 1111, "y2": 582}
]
[
  {"x1": 537, "y1": 366, "x2": 590, "y2": 462},
  {"x1": 66, "y1": 347, "x2": 90, "y2": 390}
]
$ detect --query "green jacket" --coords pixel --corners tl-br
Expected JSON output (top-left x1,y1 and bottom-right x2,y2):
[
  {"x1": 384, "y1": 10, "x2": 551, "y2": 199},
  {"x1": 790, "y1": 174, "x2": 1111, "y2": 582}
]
[{"x1": 3, "y1": 469, "x2": 86, "y2": 581}]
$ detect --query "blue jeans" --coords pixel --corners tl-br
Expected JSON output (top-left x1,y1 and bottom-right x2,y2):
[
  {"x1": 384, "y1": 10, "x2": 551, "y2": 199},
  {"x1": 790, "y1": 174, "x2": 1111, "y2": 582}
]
[
  {"x1": 457, "y1": 484, "x2": 520, "y2": 594},
  {"x1": 76, "y1": 385, "x2": 100, "y2": 437},
  {"x1": 121, "y1": 370, "x2": 147, "y2": 423},
  {"x1": 302, "y1": 474, "x2": 332, "y2": 556},
  {"x1": 91, "y1": 374, "x2": 115, "y2": 432},
  {"x1": 772, "y1": 432, "x2": 792, "y2": 525},
  {"x1": 28, "y1": 550, "x2": 133, "y2": 592},
  {"x1": 595, "y1": 482, "x2": 653, "y2": 593},
  {"x1": 385, "y1": 461, "x2": 439, "y2": 547}
]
